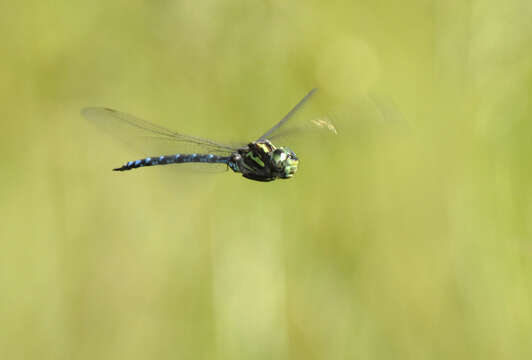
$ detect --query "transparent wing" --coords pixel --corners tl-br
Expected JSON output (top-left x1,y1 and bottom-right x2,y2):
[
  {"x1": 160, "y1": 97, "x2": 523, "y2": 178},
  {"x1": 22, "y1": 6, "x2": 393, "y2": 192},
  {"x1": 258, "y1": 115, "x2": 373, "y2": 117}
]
[
  {"x1": 256, "y1": 89, "x2": 338, "y2": 147},
  {"x1": 82, "y1": 107, "x2": 238, "y2": 156},
  {"x1": 257, "y1": 88, "x2": 318, "y2": 141}
]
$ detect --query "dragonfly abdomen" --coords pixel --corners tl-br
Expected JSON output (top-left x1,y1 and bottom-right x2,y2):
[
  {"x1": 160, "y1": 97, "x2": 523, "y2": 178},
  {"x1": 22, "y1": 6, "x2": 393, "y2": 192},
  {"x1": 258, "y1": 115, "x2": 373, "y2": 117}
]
[{"x1": 113, "y1": 153, "x2": 232, "y2": 171}]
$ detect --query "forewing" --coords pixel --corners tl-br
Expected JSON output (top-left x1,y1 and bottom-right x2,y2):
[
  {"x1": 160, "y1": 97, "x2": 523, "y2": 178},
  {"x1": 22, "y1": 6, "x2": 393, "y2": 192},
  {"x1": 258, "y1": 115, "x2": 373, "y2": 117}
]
[
  {"x1": 82, "y1": 107, "x2": 237, "y2": 156},
  {"x1": 256, "y1": 89, "x2": 338, "y2": 150},
  {"x1": 257, "y1": 88, "x2": 318, "y2": 141}
]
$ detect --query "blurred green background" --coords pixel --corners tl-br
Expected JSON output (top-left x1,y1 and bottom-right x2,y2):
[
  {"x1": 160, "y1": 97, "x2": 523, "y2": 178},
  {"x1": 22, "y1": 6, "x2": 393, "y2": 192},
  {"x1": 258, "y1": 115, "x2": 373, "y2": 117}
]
[{"x1": 1, "y1": 0, "x2": 532, "y2": 359}]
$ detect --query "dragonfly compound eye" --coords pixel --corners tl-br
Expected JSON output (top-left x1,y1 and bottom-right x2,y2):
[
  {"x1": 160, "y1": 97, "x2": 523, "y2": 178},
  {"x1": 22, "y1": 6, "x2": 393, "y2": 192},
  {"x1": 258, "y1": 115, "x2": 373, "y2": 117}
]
[
  {"x1": 272, "y1": 149, "x2": 287, "y2": 164},
  {"x1": 272, "y1": 148, "x2": 299, "y2": 179}
]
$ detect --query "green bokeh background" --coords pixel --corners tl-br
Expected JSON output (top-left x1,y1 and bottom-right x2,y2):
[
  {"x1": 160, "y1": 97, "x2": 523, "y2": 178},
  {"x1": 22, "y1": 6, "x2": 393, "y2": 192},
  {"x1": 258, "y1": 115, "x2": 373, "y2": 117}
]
[{"x1": 2, "y1": 1, "x2": 532, "y2": 359}]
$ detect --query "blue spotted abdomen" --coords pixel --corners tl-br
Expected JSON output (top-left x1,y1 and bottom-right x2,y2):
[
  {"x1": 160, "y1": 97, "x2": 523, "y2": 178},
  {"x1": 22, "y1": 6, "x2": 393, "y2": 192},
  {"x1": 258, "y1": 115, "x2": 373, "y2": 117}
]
[{"x1": 113, "y1": 153, "x2": 232, "y2": 171}]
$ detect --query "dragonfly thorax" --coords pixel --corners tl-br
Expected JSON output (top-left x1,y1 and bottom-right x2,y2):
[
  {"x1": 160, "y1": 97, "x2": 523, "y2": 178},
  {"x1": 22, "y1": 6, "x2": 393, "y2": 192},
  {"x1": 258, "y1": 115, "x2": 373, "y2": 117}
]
[{"x1": 231, "y1": 140, "x2": 299, "y2": 182}]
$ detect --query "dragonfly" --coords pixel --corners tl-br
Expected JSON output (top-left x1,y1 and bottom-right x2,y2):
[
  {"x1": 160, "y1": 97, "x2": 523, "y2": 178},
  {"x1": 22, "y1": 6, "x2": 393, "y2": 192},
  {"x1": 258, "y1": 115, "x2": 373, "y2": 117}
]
[{"x1": 82, "y1": 88, "x2": 336, "y2": 182}]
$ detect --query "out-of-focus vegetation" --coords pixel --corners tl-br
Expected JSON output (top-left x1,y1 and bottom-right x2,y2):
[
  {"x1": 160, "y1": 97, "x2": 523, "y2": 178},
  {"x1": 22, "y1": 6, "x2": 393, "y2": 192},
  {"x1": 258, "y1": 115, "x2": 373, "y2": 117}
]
[{"x1": 1, "y1": 1, "x2": 532, "y2": 359}]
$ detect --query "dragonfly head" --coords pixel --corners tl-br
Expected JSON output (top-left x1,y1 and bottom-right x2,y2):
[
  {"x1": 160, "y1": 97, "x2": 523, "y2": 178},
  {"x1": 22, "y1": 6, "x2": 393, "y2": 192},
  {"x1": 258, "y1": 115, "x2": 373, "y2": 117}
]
[{"x1": 271, "y1": 147, "x2": 299, "y2": 179}]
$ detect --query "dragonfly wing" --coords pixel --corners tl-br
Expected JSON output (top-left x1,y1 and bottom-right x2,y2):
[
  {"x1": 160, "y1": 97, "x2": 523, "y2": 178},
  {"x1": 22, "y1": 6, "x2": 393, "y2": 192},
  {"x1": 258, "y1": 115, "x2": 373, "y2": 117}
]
[
  {"x1": 82, "y1": 107, "x2": 238, "y2": 156},
  {"x1": 267, "y1": 114, "x2": 337, "y2": 143},
  {"x1": 257, "y1": 88, "x2": 318, "y2": 141},
  {"x1": 256, "y1": 89, "x2": 338, "y2": 149}
]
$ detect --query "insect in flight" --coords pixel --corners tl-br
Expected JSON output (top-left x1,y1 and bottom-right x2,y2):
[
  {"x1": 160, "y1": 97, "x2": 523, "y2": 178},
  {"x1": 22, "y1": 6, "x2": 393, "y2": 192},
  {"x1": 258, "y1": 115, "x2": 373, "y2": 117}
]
[{"x1": 82, "y1": 88, "x2": 336, "y2": 182}]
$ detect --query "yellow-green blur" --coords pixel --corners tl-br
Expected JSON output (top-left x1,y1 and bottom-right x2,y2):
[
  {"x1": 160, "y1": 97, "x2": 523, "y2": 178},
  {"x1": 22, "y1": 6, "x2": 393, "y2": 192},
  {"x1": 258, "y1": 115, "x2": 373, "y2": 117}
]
[{"x1": 1, "y1": 1, "x2": 532, "y2": 359}]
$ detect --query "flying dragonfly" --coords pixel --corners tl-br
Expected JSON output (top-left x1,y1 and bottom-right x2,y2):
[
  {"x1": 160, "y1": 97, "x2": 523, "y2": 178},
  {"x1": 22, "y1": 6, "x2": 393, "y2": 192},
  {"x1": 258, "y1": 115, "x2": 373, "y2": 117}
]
[{"x1": 82, "y1": 88, "x2": 336, "y2": 182}]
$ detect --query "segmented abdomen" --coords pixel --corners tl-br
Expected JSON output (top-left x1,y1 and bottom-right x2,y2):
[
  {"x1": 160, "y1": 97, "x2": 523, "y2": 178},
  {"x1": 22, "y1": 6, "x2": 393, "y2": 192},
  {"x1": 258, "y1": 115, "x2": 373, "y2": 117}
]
[{"x1": 113, "y1": 153, "x2": 231, "y2": 171}]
